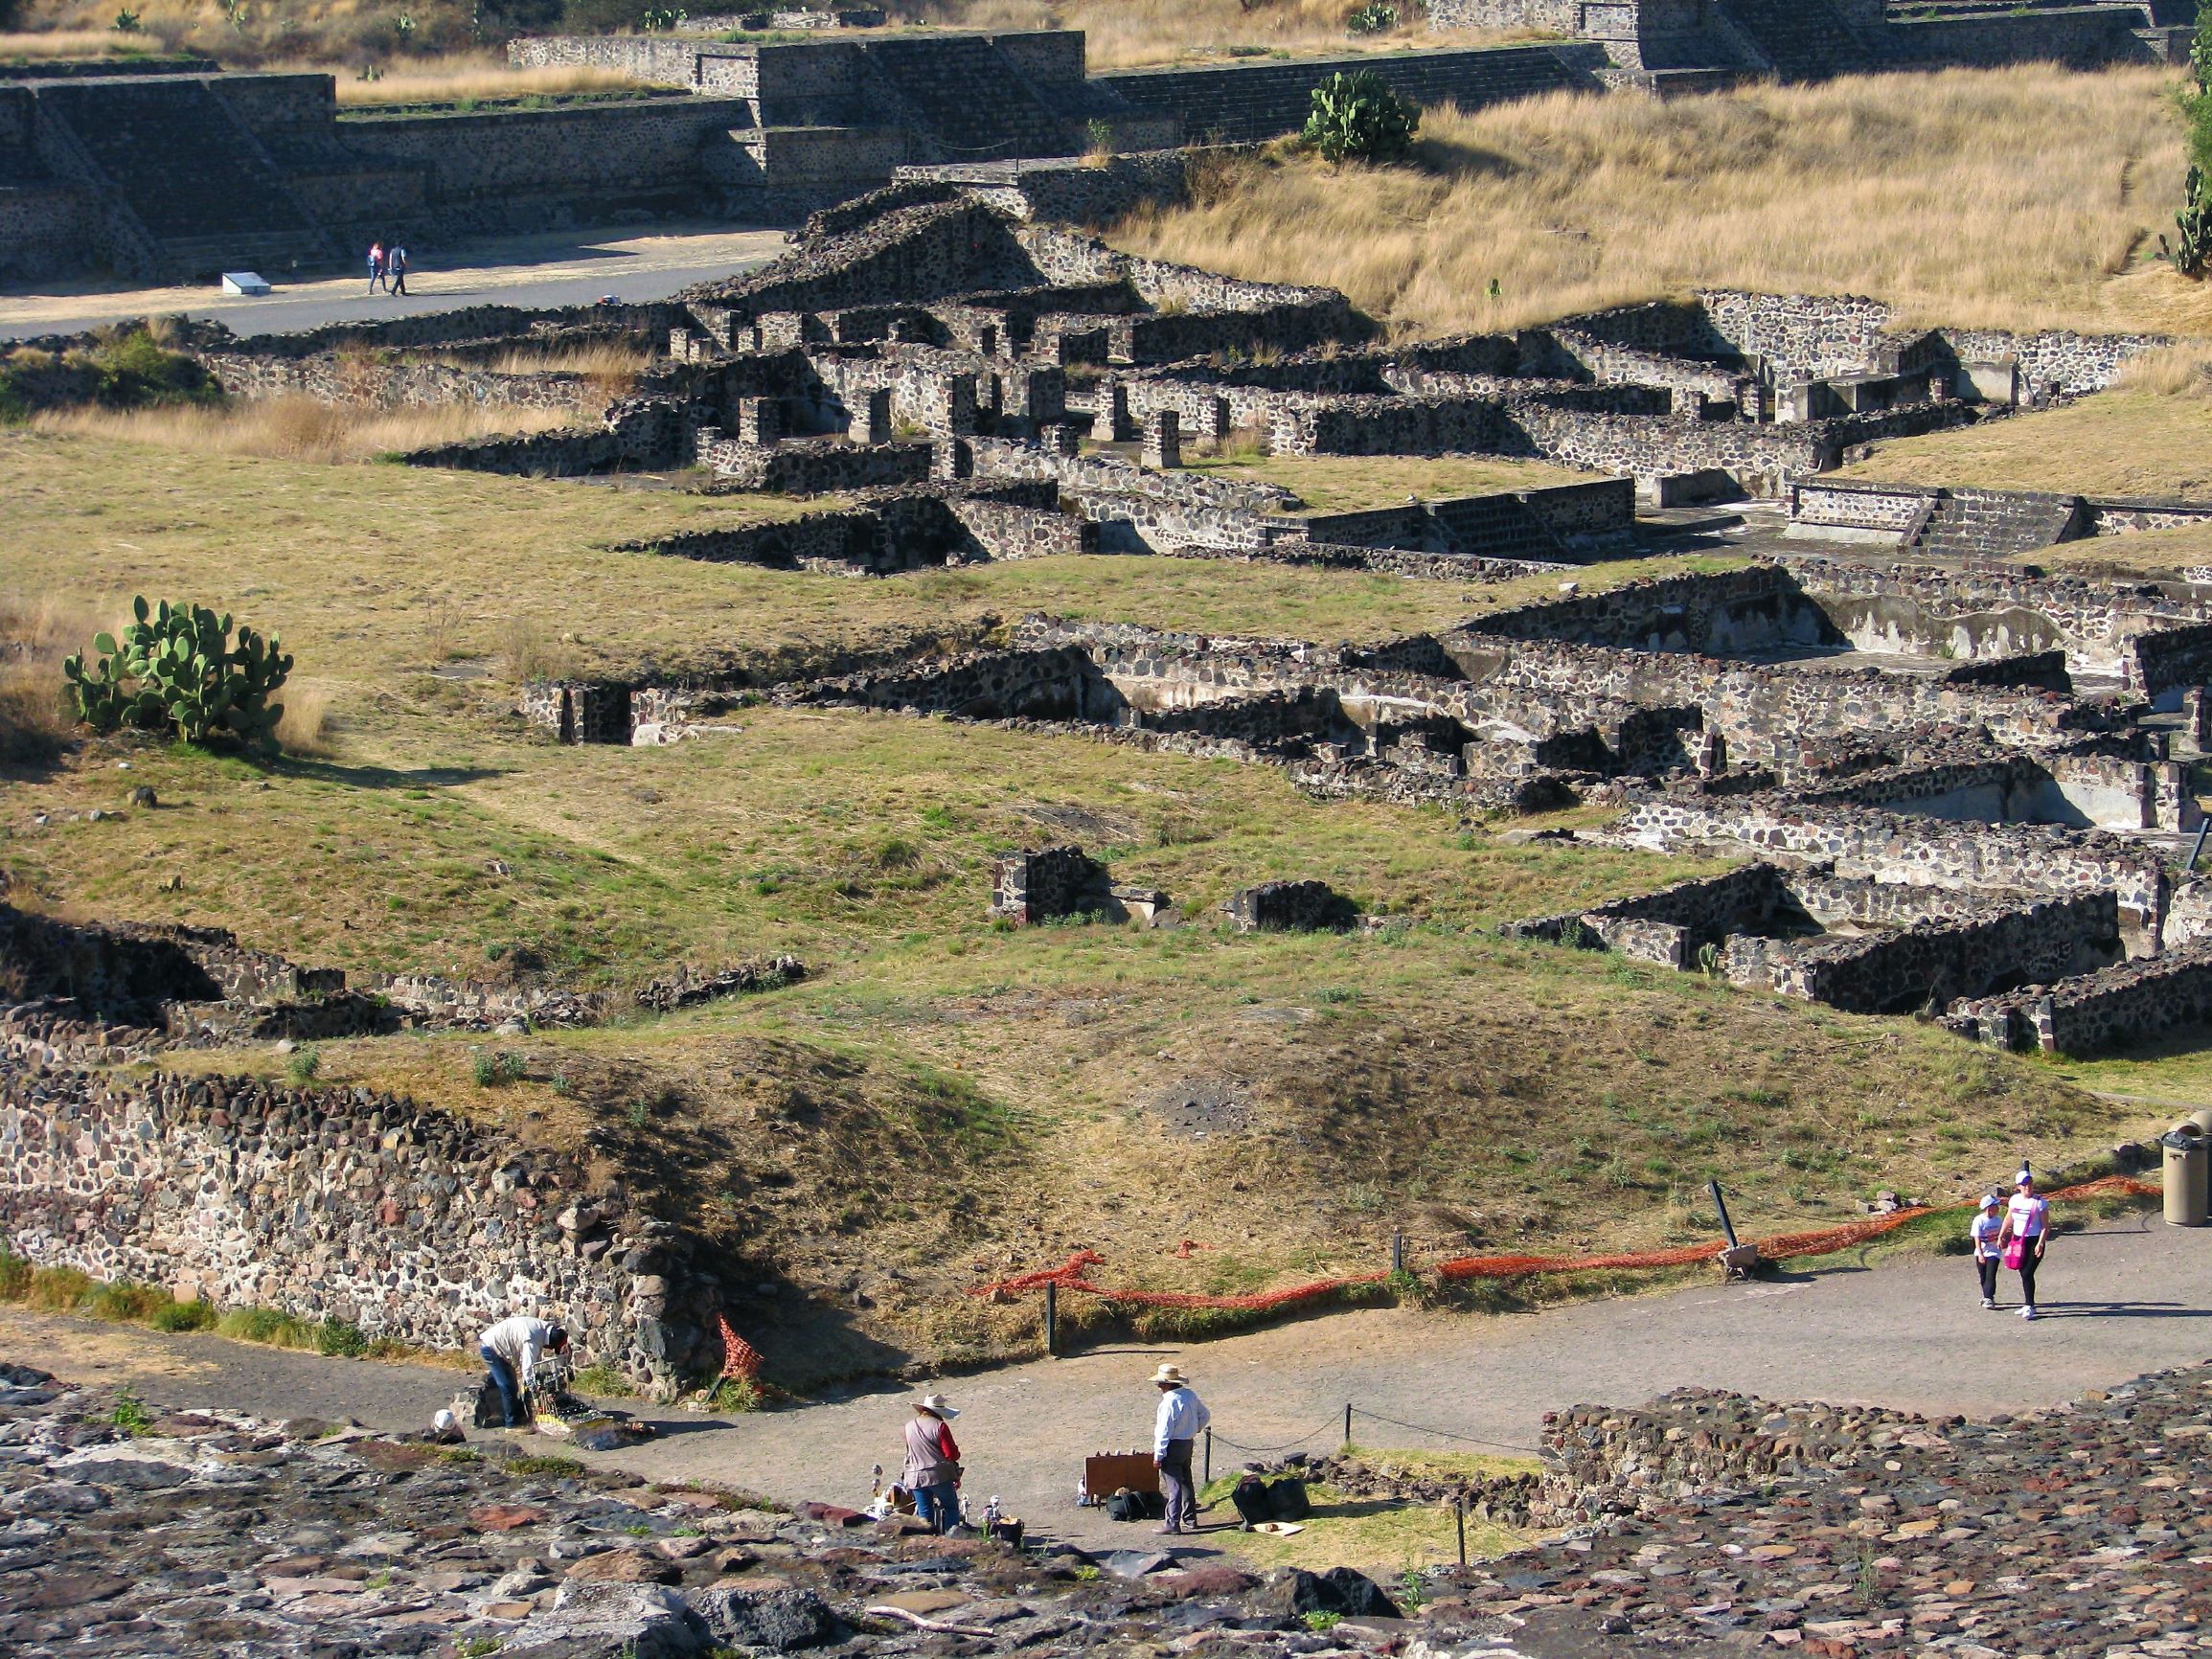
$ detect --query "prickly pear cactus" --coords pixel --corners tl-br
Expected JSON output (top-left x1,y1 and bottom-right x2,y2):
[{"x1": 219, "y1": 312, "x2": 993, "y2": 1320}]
[{"x1": 61, "y1": 595, "x2": 293, "y2": 752}]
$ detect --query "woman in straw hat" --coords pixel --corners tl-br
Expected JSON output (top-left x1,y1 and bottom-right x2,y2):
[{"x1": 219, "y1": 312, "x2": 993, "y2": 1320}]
[
  {"x1": 902, "y1": 1393, "x2": 964, "y2": 1533},
  {"x1": 1151, "y1": 1363, "x2": 1210, "y2": 1535}
]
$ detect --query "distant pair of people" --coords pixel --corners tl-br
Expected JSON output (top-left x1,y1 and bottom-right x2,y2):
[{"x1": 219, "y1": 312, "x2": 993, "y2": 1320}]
[
  {"x1": 1970, "y1": 1167, "x2": 2050, "y2": 1319},
  {"x1": 896, "y1": 1363, "x2": 1212, "y2": 1536},
  {"x1": 366, "y1": 240, "x2": 411, "y2": 296}
]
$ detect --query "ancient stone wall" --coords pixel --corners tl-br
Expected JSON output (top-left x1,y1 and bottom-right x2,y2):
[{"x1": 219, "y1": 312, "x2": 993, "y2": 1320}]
[
  {"x1": 1946, "y1": 940, "x2": 2212, "y2": 1057},
  {"x1": 0, "y1": 1062, "x2": 724, "y2": 1387},
  {"x1": 989, "y1": 845, "x2": 1107, "y2": 921},
  {"x1": 1466, "y1": 565, "x2": 1836, "y2": 655},
  {"x1": 1609, "y1": 795, "x2": 2171, "y2": 937},
  {"x1": 199, "y1": 350, "x2": 606, "y2": 412}
]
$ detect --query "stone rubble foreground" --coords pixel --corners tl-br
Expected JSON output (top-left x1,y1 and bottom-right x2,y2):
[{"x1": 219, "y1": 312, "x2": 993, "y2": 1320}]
[{"x1": 1, "y1": 1354, "x2": 2206, "y2": 1659}]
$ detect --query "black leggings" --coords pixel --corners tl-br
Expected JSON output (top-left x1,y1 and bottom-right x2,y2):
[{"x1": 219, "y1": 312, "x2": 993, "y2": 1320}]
[
  {"x1": 1977, "y1": 1256, "x2": 1999, "y2": 1300},
  {"x1": 2016, "y1": 1246, "x2": 2040, "y2": 1307}
]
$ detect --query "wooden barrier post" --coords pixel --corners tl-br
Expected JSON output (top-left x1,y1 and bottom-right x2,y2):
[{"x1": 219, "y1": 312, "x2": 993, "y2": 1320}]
[
  {"x1": 1043, "y1": 1282, "x2": 1057, "y2": 1357},
  {"x1": 1390, "y1": 1232, "x2": 1405, "y2": 1274},
  {"x1": 1456, "y1": 1500, "x2": 1467, "y2": 1568}
]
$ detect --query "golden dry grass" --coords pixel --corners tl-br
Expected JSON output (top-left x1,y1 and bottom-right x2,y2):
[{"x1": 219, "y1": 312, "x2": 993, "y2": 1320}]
[
  {"x1": 34, "y1": 398, "x2": 584, "y2": 466},
  {"x1": 1112, "y1": 65, "x2": 2207, "y2": 338},
  {"x1": 0, "y1": 596, "x2": 119, "y2": 766},
  {"x1": 921, "y1": 0, "x2": 1528, "y2": 69},
  {"x1": 330, "y1": 60, "x2": 650, "y2": 105},
  {"x1": 0, "y1": 27, "x2": 141, "y2": 57},
  {"x1": 1836, "y1": 383, "x2": 2212, "y2": 503}
]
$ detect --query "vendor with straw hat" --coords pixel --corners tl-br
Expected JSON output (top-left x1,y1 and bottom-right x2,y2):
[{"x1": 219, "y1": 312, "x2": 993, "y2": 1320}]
[
  {"x1": 901, "y1": 1392, "x2": 964, "y2": 1533},
  {"x1": 1151, "y1": 1364, "x2": 1210, "y2": 1535}
]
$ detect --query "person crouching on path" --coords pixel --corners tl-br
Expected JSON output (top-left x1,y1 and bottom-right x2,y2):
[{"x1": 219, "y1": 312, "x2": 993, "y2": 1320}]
[
  {"x1": 1998, "y1": 1167, "x2": 2050, "y2": 1321},
  {"x1": 479, "y1": 1315, "x2": 567, "y2": 1427},
  {"x1": 1152, "y1": 1363, "x2": 1210, "y2": 1535},
  {"x1": 901, "y1": 1393, "x2": 963, "y2": 1534},
  {"x1": 1971, "y1": 1191, "x2": 2004, "y2": 1309}
]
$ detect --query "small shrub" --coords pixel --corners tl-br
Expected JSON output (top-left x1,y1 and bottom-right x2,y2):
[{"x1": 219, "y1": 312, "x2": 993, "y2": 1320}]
[
  {"x1": 83, "y1": 1280, "x2": 170, "y2": 1323},
  {"x1": 23, "y1": 1265, "x2": 93, "y2": 1312},
  {"x1": 1303, "y1": 1612, "x2": 1343, "y2": 1632},
  {"x1": 1346, "y1": 0, "x2": 1396, "y2": 33},
  {"x1": 704, "y1": 1376, "x2": 761, "y2": 1413},
  {"x1": 110, "y1": 1388, "x2": 154, "y2": 1435},
  {"x1": 1301, "y1": 70, "x2": 1419, "y2": 166},
  {"x1": 569, "y1": 1362, "x2": 634, "y2": 1397},
  {"x1": 315, "y1": 1318, "x2": 370, "y2": 1358},
  {"x1": 217, "y1": 1306, "x2": 316, "y2": 1348},
  {"x1": 150, "y1": 1299, "x2": 217, "y2": 1332},
  {"x1": 0, "y1": 1250, "x2": 30, "y2": 1301},
  {"x1": 285, "y1": 1045, "x2": 322, "y2": 1084},
  {"x1": 473, "y1": 1050, "x2": 525, "y2": 1086},
  {"x1": 876, "y1": 836, "x2": 920, "y2": 871},
  {"x1": 509, "y1": 1453, "x2": 585, "y2": 1477}
]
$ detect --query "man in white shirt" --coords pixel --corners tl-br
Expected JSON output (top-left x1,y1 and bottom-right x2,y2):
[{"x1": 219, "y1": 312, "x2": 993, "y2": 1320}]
[
  {"x1": 1151, "y1": 1363, "x2": 1210, "y2": 1534},
  {"x1": 479, "y1": 1315, "x2": 569, "y2": 1426}
]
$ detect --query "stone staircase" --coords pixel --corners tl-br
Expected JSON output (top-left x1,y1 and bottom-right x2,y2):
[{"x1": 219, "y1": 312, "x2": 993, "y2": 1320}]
[
  {"x1": 36, "y1": 78, "x2": 331, "y2": 280},
  {"x1": 1428, "y1": 493, "x2": 1571, "y2": 561},
  {"x1": 1099, "y1": 45, "x2": 1588, "y2": 145},
  {"x1": 1903, "y1": 488, "x2": 2088, "y2": 560},
  {"x1": 1712, "y1": 0, "x2": 1875, "y2": 80},
  {"x1": 858, "y1": 36, "x2": 1077, "y2": 160}
]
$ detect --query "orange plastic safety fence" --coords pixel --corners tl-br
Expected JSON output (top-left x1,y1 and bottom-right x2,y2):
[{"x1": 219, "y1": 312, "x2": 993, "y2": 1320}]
[{"x1": 968, "y1": 1178, "x2": 2158, "y2": 1308}]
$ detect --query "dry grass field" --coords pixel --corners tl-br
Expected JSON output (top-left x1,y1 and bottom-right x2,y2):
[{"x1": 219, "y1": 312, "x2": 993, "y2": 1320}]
[
  {"x1": 920, "y1": 0, "x2": 1528, "y2": 69},
  {"x1": 329, "y1": 60, "x2": 652, "y2": 104},
  {"x1": 0, "y1": 426, "x2": 2155, "y2": 1364},
  {"x1": 1836, "y1": 357, "x2": 2212, "y2": 508},
  {"x1": 34, "y1": 398, "x2": 587, "y2": 465},
  {"x1": 1111, "y1": 65, "x2": 2206, "y2": 338}
]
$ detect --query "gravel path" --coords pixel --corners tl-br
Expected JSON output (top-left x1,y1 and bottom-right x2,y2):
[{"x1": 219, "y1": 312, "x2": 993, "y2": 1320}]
[
  {"x1": 6, "y1": 1216, "x2": 2207, "y2": 1550},
  {"x1": 0, "y1": 224, "x2": 787, "y2": 338}
]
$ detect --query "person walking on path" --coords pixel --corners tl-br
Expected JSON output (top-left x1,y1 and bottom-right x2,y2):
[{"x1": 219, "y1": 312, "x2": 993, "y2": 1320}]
[
  {"x1": 1998, "y1": 1167, "x2": 2050, "y2": 1321},
  {"x1": 387, "y1": 242, "x2": 409, "y2": 297},
  {"x1": 1151, "y1": 1363, "x2": 1210, "y2": 1535},
  {"x1": 1971, "y1": 1192, "x2": 2005, "y2": 1309},
  {"x1": 478, "y1": 1315, "x2": 567, "y2": 1427},
  {"x1": 366, "y1": 241, "x2": 386, "y2": 295},
  {"x1": 901, "y1": 1393, "x2": 963, "y2": 1534}
]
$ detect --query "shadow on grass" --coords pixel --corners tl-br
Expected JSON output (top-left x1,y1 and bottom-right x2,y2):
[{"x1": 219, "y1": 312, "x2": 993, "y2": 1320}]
[{"x1": 267, "y1": 757, "x2": 509, "y2": 790}]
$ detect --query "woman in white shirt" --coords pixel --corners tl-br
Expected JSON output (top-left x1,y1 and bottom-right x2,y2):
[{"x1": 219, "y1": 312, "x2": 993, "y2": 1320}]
[{"x1": 1996, "y1": 1169, "x2": 2050, "y2": 1321}]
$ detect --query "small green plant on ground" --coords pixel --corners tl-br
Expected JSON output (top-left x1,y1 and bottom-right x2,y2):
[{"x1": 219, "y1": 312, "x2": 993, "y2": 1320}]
[
  {"x1": 217, "y1": 1306, "x2": 318, "y2": 1348},
  {"x1": 285, "y1": 1044, "x2": 321, "y2": 1084},
  {"x1": 509, "y1": 1453, "x2": 585, "y2": 1477},
  {"x1": 150, "y1": 1299, "x2": 217, "y2": 1332},
  {"x1": 1303, "y1": 1611, "x2": 1343, "y2": 1631},
  {"x1": 82, "y1": 1280, "x2": 171, "y2": 1323},
  {"x1": 704, "y1": 1376, "x2": 761, "y2": 1413},
  {"x1": 1301, "y1": 71, "x2": 1419, "y2": 166},
  {"x1": 456, "y1": 1638, "x2": 505, "y2": 1659},
  {"x1": 315, "y1": 1318, "x2": 370, "y2": 1358},
  {"x1": 64, "y1": 596, "x2": 293, "y2": 752},
  {"x1": 568, "y1": 1362, "x2": 635, "y2": 1398},
  {"x1": 110, "y1": 1388, "x2": 154, "y2": 1435}
]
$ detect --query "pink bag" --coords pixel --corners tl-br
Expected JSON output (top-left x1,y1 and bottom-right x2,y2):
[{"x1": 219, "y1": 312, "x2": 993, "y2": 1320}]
[{"x1": 2001, "y1": 1238, "x2": 2026, "y2": 1271}]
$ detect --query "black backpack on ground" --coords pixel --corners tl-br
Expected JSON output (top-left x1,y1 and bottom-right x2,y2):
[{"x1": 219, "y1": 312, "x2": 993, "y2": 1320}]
[
  {"x1": 472, "y1": 1376, "x2": 532, "y2": 1428},
  {"x1": 1106, "y1": 1488, "x2": 1164, "y2": 1522},
  {"x1": 1266, "y1": 1476, "x2": 1311, "y2": 1521},
  {"x1": 1231, "y1": 1474, "x2": 1275, "y2": 1528}
]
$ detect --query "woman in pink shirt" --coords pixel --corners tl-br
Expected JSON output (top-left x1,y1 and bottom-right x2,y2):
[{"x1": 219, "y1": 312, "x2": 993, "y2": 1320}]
[{"x1": 1996, "y1": 1168, "x2": 2050, "y2": 1321}]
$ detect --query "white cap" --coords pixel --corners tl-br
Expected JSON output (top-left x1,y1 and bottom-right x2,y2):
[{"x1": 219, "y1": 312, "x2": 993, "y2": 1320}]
[{"x1": 1979, "y1": 1193, "x2": 2002, "y2": 1210}]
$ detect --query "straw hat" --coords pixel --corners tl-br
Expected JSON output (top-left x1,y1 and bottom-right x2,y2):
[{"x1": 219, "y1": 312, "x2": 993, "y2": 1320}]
[
  {"x1": 1150, "y1": 1364, "x2": 1189, "y2": 1387},
  {"x1": 914, "y1": 1393, "x2": 960, "y2": 1419}
]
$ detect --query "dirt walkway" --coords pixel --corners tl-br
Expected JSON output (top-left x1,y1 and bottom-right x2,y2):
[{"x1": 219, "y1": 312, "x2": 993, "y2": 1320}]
[
  {"x1": 7, "y1": 1216, "x2": 2208, "y2": 1550},
  {"x1": 0, "y1": 224, "x2": 787, "y2": 338}
]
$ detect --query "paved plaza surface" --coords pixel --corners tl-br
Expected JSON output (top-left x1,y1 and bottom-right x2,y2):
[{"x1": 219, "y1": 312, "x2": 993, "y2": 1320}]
[
  {"x1": 6, "y1": 1215, "x2": 2206, "y2": 1550},
  {"x1": 0, "y1": 224, "x2": 789, "y2": 340}
]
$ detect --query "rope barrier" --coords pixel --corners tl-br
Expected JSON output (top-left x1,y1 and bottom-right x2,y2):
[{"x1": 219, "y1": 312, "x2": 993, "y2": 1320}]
[
  {"x1": 969, "y1": 1177, "x2": 2159, "y2": 1311},
  {"x1": 1348, "y1": 1407, "x2": 1542, "y2": 1457}
]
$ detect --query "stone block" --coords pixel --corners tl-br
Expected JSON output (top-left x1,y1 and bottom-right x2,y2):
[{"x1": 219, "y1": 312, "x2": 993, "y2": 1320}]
[
  {"x1": 1141, "y1": 407, "x2": 1180, "y2": 470},
  {"x1": 1222, "y1": 879, "x2": 1357, "y2": 933},
  {"x1": 737, "y1": 397, "x2": 782, "y2": 446}
]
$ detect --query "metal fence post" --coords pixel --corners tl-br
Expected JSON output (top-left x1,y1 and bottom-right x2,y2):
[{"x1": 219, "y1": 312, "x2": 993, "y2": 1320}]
[
  {"x1": 1343, "y1": 1402, "x2": 1353, "y2": 1450},
  {"x1": 1043, "y1": 1282, "x2": 1057, "y2": 1357}
]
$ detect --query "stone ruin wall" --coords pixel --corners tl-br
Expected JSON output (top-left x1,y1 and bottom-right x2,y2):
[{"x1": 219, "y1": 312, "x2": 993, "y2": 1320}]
[
  {"x1": 0, "y1": 1062, "x2": 725, "y2": 1389},
  {"x1": 1947, "y1": 941, "x2": 2212, "y2": 1056}
]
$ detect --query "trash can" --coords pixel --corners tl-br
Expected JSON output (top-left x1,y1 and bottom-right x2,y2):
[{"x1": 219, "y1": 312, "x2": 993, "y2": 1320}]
[
  {"x1": 2190, "y1": 1107, "x2": 2212, "y2": 1140},
  {"x1": 2163, "y1": 1128, "x2": 2208, "y2": 1227}
]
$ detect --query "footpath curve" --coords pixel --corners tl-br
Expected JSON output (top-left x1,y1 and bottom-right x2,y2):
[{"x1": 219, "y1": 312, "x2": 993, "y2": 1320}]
[{"x1": 3, "y1": 1217, "x2": 2207, "y2": 1550}]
